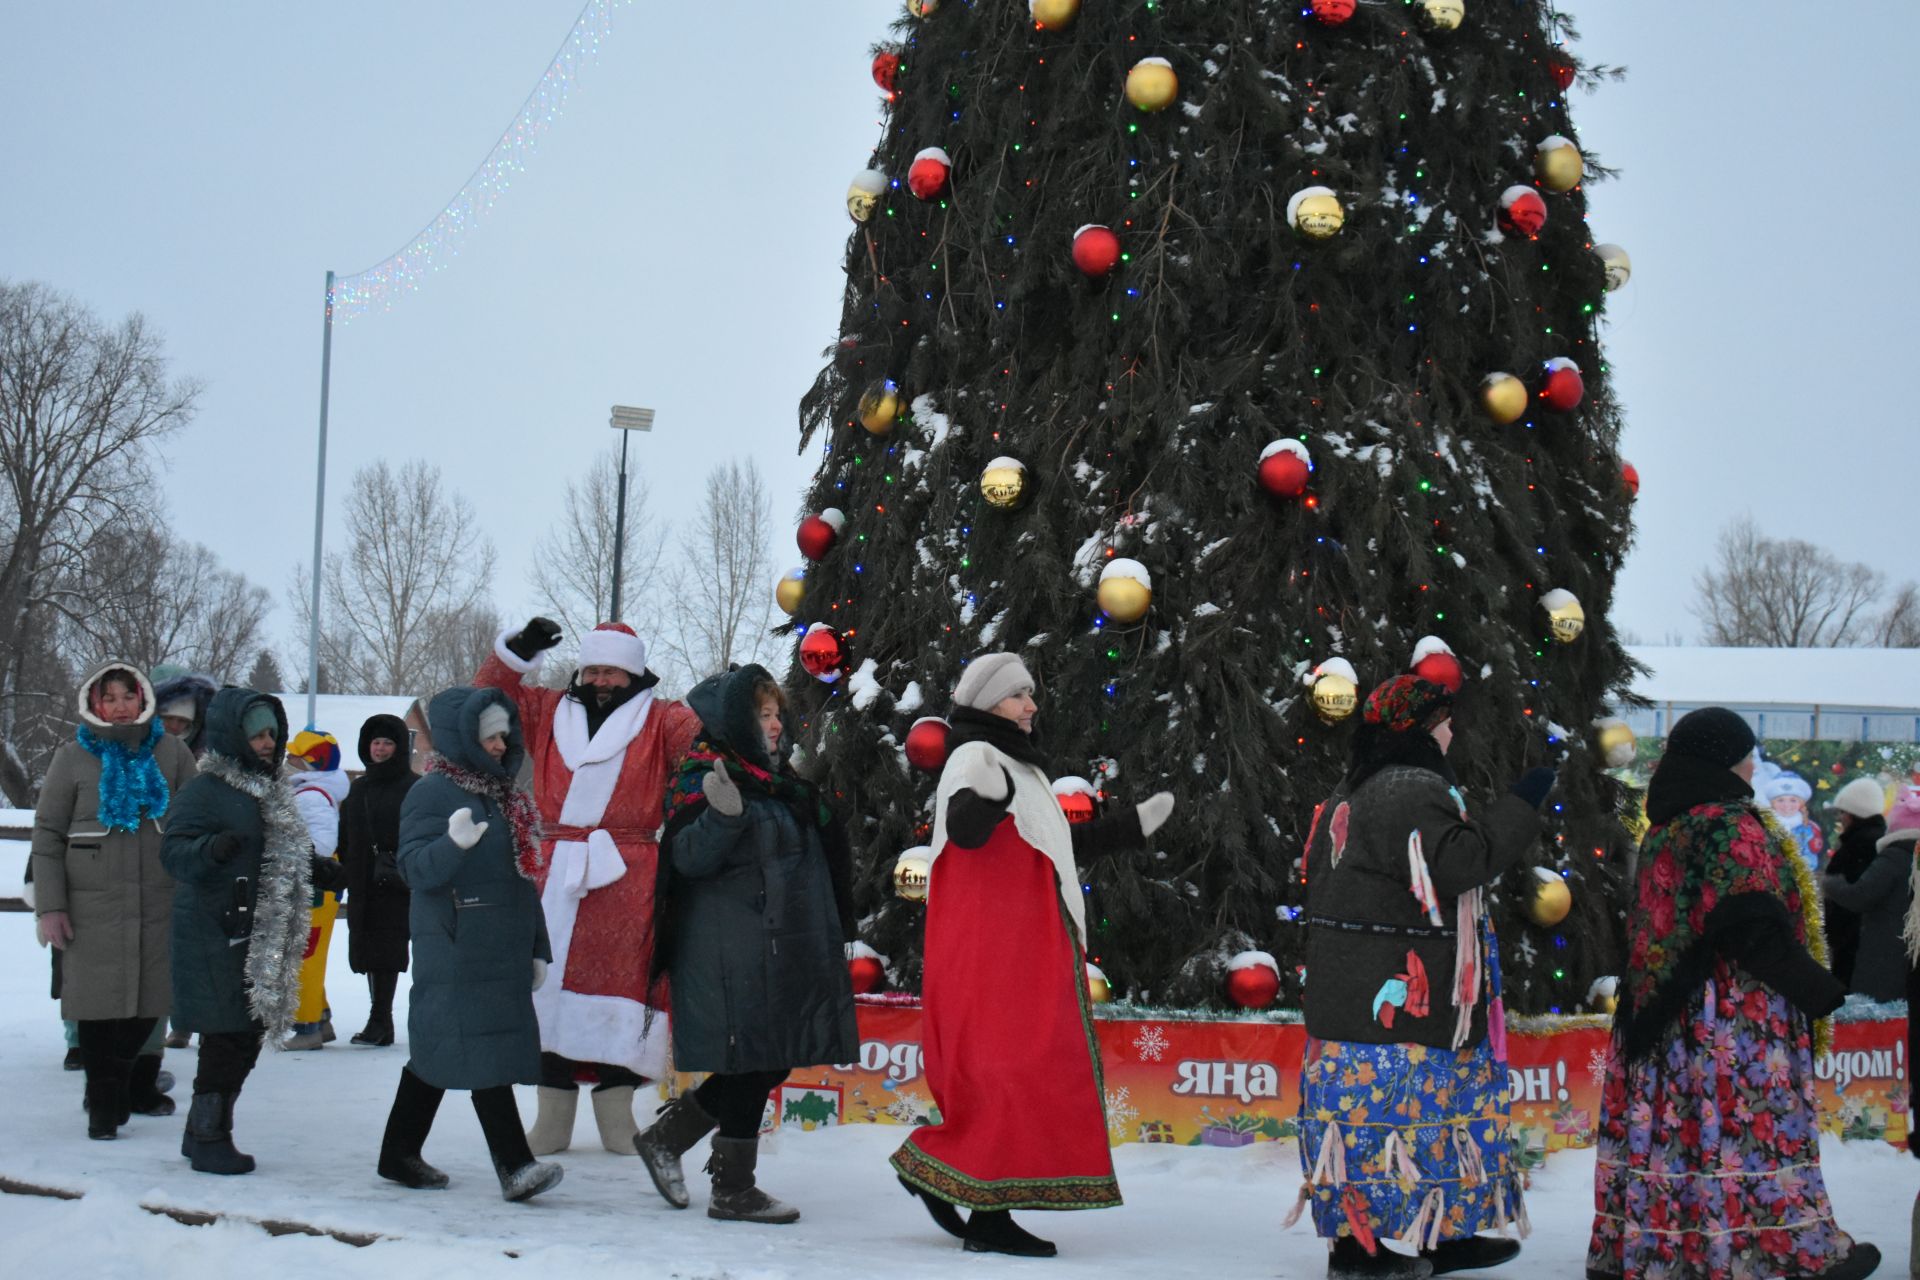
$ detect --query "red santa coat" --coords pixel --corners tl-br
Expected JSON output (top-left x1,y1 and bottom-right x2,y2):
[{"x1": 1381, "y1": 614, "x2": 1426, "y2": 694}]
[{"x1": 477, "y1": 640, "x2": 698, "y2": 1076}]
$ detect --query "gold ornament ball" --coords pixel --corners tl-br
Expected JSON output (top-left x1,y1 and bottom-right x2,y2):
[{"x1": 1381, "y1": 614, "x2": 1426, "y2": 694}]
[
  {"x1": 1596, "y1": 719, "x2": 1637, "y2": 770},
  {"x1": 1542, "y1": 589, "x2": 1586, "y2": 644},
  {"x1": 846, "y1": 170, "x2": 886, "y2": 223},
  {"x1": 1030, "y1": 0, "x2": 1079, "y2": 29},
  {"x1": 893, "y1": 849, "x2": 932, "y2": 902},
  {"x1": 1086, "y1": 967, "x2": 1112, "y2": 1004},
  {"x1": 858, "y1": 383, "x2": 902, "y2": 435},
  {"x1": 980, "y1": 457, "x2": 1029, "y2": 509},
  {"x1": 1311, "y1": 674, "x2": 1359, "y2": 724},
  {"x1": 1534, "y1": 137, "x2": 1584, "y2": 194},
  {"x1": 1479, "y1": 372, "x2": 1529, "y2": 424},
  {"x1": 1595, "y1": 243, "x2": 1632, "y2": 292},
  {"x1": 1593, "y1": 992, "x2": 1619, "y2": 1016},
  {"x1": 1293, "y1": 189, "x2": 1345, "y2": 240},
  {"x1": 774, "y1": 572, "x2": 806, "y2": 617},
  {"x1": 1097, "y1": 575, "x2": 1152, "y2": 624},
  {"x1": 906, "y1": 0, "x2": 939, "y2": 16},
  {"x1": 1420, "y1": 0, "x2": 1466, "y2": 30},
  {"x1": 1125, "y1": 58, "x2": 1179, "y2": 112},
  {"x1": 1528, "y1": 871, "x2": 1573, "y2": 927}
]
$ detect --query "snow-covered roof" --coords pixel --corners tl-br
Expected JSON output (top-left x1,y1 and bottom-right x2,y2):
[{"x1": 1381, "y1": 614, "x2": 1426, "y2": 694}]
[
  {"x1": 1624, "y1": 646, "x2": 1920, "y2": 711},
  {"x1": 270, "y1": 693, "x2": 424, "y2": 773}
]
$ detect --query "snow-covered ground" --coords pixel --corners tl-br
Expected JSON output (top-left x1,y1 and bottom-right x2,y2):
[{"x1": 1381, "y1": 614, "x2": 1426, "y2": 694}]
[{"x1": 0, "y1": 911, "x2": 1910, "y2": 1279}]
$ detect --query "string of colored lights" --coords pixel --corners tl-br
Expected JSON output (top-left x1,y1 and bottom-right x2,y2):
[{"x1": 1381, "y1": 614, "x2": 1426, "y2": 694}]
[{"x1": 331, "y1": 0, "x2": 630, "y2": 323}]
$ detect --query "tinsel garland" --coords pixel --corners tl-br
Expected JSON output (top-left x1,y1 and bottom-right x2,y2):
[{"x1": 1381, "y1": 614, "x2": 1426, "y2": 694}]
[
  {"x1": 1759, "y1": 809, "x2": 1833, "y2": 1060},
  {"x1": 198, "y1": 753, "x2": 314, "y2": 1043},
  {"x1": 422, "y1": 753, "x2": 546, "y2": 883},
  {"x1": 75, "y1": 721, "x2": 169, "y2": 832}
]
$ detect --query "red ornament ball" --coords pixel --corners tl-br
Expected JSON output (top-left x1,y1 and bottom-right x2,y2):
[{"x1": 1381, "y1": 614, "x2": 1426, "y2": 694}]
[
  {"x1": 799, "y1": 626, "x2": 846, "y2": 682},
  {"x1": 1071, "y1": 224, "x2": 1121, "y2": 277},
  {"x1": 908, "y1": 147, "x2": 951, "y2": 201},
  {"x1": 1310, "y1": 0, "x2": 1356, "y2": 25},
  {"x1": 796, "y1": 509, "x2": 845, "y2": 561},
  {"x1": 1057, "y1": 791, "x2": 1095, "y2": 824},
  {"x1": 1620, "y1": 460, "x2": 1640, "y2": 499},
  {"x1": 1412, "y1": 651, "x2": 1464, "y2": 694},
  {"x1": 1832, "y1": 762, "x2": 1846, "y2": 776},
  {"x1": 1226, "y1": 964, "x2": 1281, "y2": 1009},
  {"x1": 904, "y1": 717, "x2": 952, "y2": 772},
  {"x1": 1258, "y1": 443, "x2": 1312, "y2": 498},
  {"x1": 1541, "y1": 358, "x2": 1585, "y2": 412},
  {"x1": 849, "y1": 955, "x2": 885, "y2": 994},
  {"x1": 1498, "y1": 186, "x2": 1548, "y2": 238},
  {"x1": 1547, "y1": 50, "x2": 1576, "y2": 92},
  {"x1": 872, "y1": 50, "x2": 901, "y2": 95}
]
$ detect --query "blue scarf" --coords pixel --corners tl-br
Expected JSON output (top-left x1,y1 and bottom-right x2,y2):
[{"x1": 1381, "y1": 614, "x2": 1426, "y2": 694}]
[{"x1": 76, "y1": 721, "x2": 170, "y2": 832}]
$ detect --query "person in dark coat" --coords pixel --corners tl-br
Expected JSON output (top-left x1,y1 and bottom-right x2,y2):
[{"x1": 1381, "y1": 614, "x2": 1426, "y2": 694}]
[
  {"x1": 339, "y1": 713, "x2": 417, "y2": 1046},
  {"x1": 153, "y1": 669, "x2": 218, "y2": 1050},
  {"x1": 374, "y1": 686, "x2": 561, "y2": 1203},
  {"x1": 1822, "y1": 778, "x2": 1889, "y2": 989},
  {"x1": 161, "y1": 687, "x2": 345, "y2": 1175},
  {"x1": 1296, "y1": 675, "x2": 1553, "y2": 1280},
  {"x1": 1824, "y1": 787, "x2": 1919, "y2": 1004},
  {"x1": 633, "y1": 664, "x2": 859, "y2": 1226}
]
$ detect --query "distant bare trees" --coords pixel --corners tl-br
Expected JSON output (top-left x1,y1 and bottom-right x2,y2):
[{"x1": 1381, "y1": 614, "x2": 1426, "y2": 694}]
[
  {"x1": 655, "y1": 458, "x2": 779, "y2": 688},
  {"x1": 290, "y1": 459, "x2": 498, "y2": 697},
  {"x1": 1693, "y1": 516, "x2": 1918, "y2": 648},
  {"x1": 529, "y1": 444, "x2": 663, "y2": 642},
  {"x1": 81, "y1": 524, "x2": 271, "y2": 680}
]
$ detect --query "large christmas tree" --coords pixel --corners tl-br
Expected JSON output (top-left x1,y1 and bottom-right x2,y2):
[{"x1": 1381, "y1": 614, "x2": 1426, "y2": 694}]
[{"x1": 788, "y1": 0, "x2": 1637, "y2": 1014}]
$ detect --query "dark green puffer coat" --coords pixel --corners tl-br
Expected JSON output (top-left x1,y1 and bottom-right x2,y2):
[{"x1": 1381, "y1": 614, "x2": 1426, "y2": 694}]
[
  {"x1": 660, "y1": 665, "x2": 858, "y2": 1075},
  {"x1": 399, "y1": 686, "x2": 550, "y2": 1092},
  {"x1": 160, "y1": 688, "x2": 293, "y2": 1034}
]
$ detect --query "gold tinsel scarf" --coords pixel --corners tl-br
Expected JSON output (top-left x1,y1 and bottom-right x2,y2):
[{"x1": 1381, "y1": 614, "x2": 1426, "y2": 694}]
[{"x1": 1758, "y1": 809, "x2": 1833, "y2": 1060}]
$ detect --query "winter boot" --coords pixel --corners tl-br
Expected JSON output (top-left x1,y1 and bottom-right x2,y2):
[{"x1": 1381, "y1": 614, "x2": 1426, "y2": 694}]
[
  {"x1": 155, "y1": 1067, "x2": 175, "y2": 1095},
  {"x1": 900, "y1": 1176, "x2": 966, "y2": 1239},
  {"x1": 496, "y1": 1159, "x2": 564, "y2": 1203},
  {"x1": 63, "y1": 1046, "x2": 83, "y2": 1071},
  {"x1": 84, "y1": 1066, "x2": 122, "y2": 1140},
  {"x1": 525, "y1": 1085, "x2": 578, "y2": 1156},
  {"x1": 130, "y1": 1054, "x2": 176, "y2": 1117},
  {"x1": 1330, "y1": 1237, "x2": 1435, "y2": 1280},
  {"x1": 590, "y1": 1084, "x2": 639, "y2": 1156},
  {"x1": 377, "y1": 1067, "x2": 449, "y2": 1190},
  {"x1": 282, "y1": 1024, "x2": 325, "y2": 1051},
  {"x1": 351, "y1": 1016, "x2": 395, "y2": 1047},
  {"x1": 182, "y1": 1092, "x2": 255, "y2": 1175},
  {"x1": 705, "y1": 1135, "x2": 799, "y2": 1224},
  {"x1": 164, "y1": 1027, "x2": 192, "y2": 1050},
  {"x1": 1790, "y1": 1244, "x2": 1882, "y2": 1280},
  {"x1": 320, "y1": 1015, "x2": 337, "y2": 1044},
  {"x1": 1425, "y1": 1237, "x2": 1522, "y2": 1275},
  {"x1": 633, "y1": 1092, "x2": 719, "y2": 1209},
  {"x1": 963, "y1": 1210, "x2": 1056, "y2": 1258}
]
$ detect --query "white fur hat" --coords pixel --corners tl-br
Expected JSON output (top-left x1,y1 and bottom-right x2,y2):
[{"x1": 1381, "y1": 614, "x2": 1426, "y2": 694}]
[
  {"x1": 953, "y1": 653, "x2": 1035, "y2": 712},
  {"x1": 579, "y1": 622, "x2": 648, "y2": 675},
  {"x1": 1833, "y1": 776, "x2": 1886, "y2": 819}
]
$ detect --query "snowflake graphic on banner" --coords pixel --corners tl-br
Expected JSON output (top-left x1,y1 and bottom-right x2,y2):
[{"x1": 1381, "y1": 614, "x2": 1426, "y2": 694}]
[
  {"x1": 1105, "y1": 1086, "x2": 1139, "y2": 1137},
  {"x1": 1587, "y1": 1047, "x2": 1613, "y2": 1087},
  {"x1": 1133, "y1": 1024, "x2": 1170, "y2": 1062}
]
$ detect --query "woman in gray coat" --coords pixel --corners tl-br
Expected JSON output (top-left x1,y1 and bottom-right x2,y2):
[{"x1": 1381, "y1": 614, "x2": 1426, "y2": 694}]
[
  {"x1": 633, "y1": 664, "x2": 858, "y2": 1226},
  {"x1": 32, "y1": 661, "x2": 196, "y2": 1138},
  {"x1": 374, "y1": 685, "x2": 561, "y2": 1203}
]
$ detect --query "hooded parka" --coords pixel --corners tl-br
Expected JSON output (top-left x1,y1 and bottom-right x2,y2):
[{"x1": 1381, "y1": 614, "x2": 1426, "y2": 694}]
[
  {"x1": 399, "y1": 687, "x2": 550, "y2": 1092},
  {"x1": 31, "y1": 662, "x2": 196, "y2": 1020},
  {"x1": 339, "y1": 713, "x2": 417, "y2": 974}
]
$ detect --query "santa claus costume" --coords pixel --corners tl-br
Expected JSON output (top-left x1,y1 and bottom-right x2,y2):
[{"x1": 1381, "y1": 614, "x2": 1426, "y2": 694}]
[{"x1": 476, "y1": 619, "x2": 698, "y2": 1156}]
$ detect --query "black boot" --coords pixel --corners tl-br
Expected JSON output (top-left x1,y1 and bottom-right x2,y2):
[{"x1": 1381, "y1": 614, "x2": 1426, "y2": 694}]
[
  {"x1": 1792, "y1": 1244, "x2": 1882, "y2": 1280},
  {"x1": 83, "y1": 1067, "x2": 121, "y2": 1140},
  {"x1": 1330, "y1": 1237, "x2": 1434, "y2": 1280},
  {"x1": 377, "y1": 1068, "x2": 449, "y2": 1190},
  {"x1": 964, "y1": 1209, "x2": 1056, "y2": 1257},
  {"x1": 1425, "y1": 1237, "x2": 1522, "y2": 1275},
  {"x1": 182, "y1": 1092, "x2": 256, "y2": 1174},
  {"x1": 353, "y1": 972, "x2": 398, "y2": 1046},
  {"x1": 706, "y1": 1135, "x2": 798, "y2": 1224},
  {"x1": 899, "y1": 1177, "x2": 967, "y2": 1239},
  {"x1": 633, "y1": 1093, "x2": 719, "y2": 1209},
  {"x1": 473, "y1": 1084, "x2": 562, "y2": 1204},
  {"x1": 131, "y1": 1055, "x2": 176, "y2": 1117}
]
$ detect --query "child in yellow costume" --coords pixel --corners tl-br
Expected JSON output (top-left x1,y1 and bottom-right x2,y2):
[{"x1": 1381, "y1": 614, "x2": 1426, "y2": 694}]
[{"x1": 286, "y1": 730, "x2": 349, "y2": 1049}]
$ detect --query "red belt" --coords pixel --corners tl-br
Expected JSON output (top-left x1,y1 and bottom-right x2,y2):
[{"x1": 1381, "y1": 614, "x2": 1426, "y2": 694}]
[{"x1": 545, "y1": 824, "x2": 658, "y2": 844}]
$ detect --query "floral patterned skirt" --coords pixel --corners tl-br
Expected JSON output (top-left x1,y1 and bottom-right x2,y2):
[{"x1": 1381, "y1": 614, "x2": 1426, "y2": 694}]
[
  {"x1": 1587, "y1": 976, "x2": 1855, "y2": 1280},
  {"x1": 1294, "y1": 1035, "x2": 1524, "y2": 1248}
]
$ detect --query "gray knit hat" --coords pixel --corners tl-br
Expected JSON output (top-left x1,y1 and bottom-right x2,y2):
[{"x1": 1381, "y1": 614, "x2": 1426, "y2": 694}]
[
  {"x1": 477, "y1": 702, "x2": 512, "y2": 743},
  {"x1": 953, "y1": 653, "x2": 1036, "y2": 712}
]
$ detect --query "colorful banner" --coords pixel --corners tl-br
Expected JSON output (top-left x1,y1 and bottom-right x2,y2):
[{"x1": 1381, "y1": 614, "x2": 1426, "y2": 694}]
[{"x1": 719, "y1": 1003, "x2": 1908, "y2": 1152}]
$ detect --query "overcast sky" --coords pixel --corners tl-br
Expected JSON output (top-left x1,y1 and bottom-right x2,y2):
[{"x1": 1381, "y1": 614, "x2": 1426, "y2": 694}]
[{"x1": 4, "y1": 1, "x2": 1914, "y2": 670}]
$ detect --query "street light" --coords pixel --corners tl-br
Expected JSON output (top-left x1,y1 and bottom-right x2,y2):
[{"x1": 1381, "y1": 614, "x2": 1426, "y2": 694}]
[{"x1": 608, "y1": 405, "x2": 655, "y2": 621}]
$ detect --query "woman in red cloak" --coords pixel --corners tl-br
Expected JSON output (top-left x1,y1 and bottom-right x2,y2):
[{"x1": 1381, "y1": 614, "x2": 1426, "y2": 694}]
[{"x1": 891, "y1": 653, "x2": 1174, "y2": 1258}]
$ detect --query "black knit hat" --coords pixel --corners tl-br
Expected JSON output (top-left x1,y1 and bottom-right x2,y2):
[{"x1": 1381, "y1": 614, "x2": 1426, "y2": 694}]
[{"x1": 1664, "y1": 707, "x2": 1757, "y2": 769}]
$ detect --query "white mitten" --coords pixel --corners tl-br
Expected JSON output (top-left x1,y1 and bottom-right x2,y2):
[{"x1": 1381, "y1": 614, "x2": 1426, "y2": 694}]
[
  {"x1": 1137, "y1": 792, "x2": 1176, "y2": 837},
  {"x1": 532, "y1": 958, "x2": 548, "y2": 992},
  {"x1": 448, "y1": 807, "x2": 489, "y2": 849}
]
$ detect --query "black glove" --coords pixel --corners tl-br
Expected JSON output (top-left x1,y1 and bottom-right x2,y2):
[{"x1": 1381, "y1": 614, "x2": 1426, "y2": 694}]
[
  {"x1": 946, "y1": 766, "x2": 1016, "y2": 849},
  {"x1": 209, "y1": 833, "x2": 244, "y2": 864},
  {"x1": 310, "y1": 856, "x2": 347, "y2": 894},
  {"x1": 505, "y1": 616, "x2": 563, "y2": 661},
  {"x1": 1509, "y1": 767, "x2": 1557, "y2": 810}
]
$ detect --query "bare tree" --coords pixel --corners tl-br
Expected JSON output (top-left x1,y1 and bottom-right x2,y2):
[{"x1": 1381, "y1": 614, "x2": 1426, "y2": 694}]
[
  {"x1": 0, "y1": 281, "x2": 199, "y2": 803},
  {"x1": 529, "y1": 444, "x2": 664, "y2": 642},
  {"x1": 288, "y1": 459, "x2": 498, "y2": 697},
  {"x1": 1874, "y1": 582, "x2": 1920, "y2": 648},
  {"x1": 656, "y1": 458, "x2": 778, "y2": 689},
  {"x1": 416, "y1": 600, "x2": 507, "y2": 694},
  {"x1": 75, "y1": 522, "x2": 270, "y2": 681},
  {"x1": 1692, "y1": 516, "x2": 1888, "y2": 647}
]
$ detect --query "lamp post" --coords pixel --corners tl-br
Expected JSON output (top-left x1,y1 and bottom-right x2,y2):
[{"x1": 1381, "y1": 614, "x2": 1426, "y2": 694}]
[{"x1": 608, "y1": 405, "x2": 655, "y2": 621}]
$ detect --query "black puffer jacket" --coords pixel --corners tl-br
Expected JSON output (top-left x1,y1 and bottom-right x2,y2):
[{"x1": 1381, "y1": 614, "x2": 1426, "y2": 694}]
[
  {"x1": 340, "y1": 713, "x2": 416, "y2": 973},
  {"x1": 658, "y1": 666, "x2": 858, "y2": 1075},
  {"x1": 1303, "y1": 764, "x2": 1540, "y2": 1049},
  {"x1": 1821, "y1": 814, "x2": 1886, "y2": 988}
]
